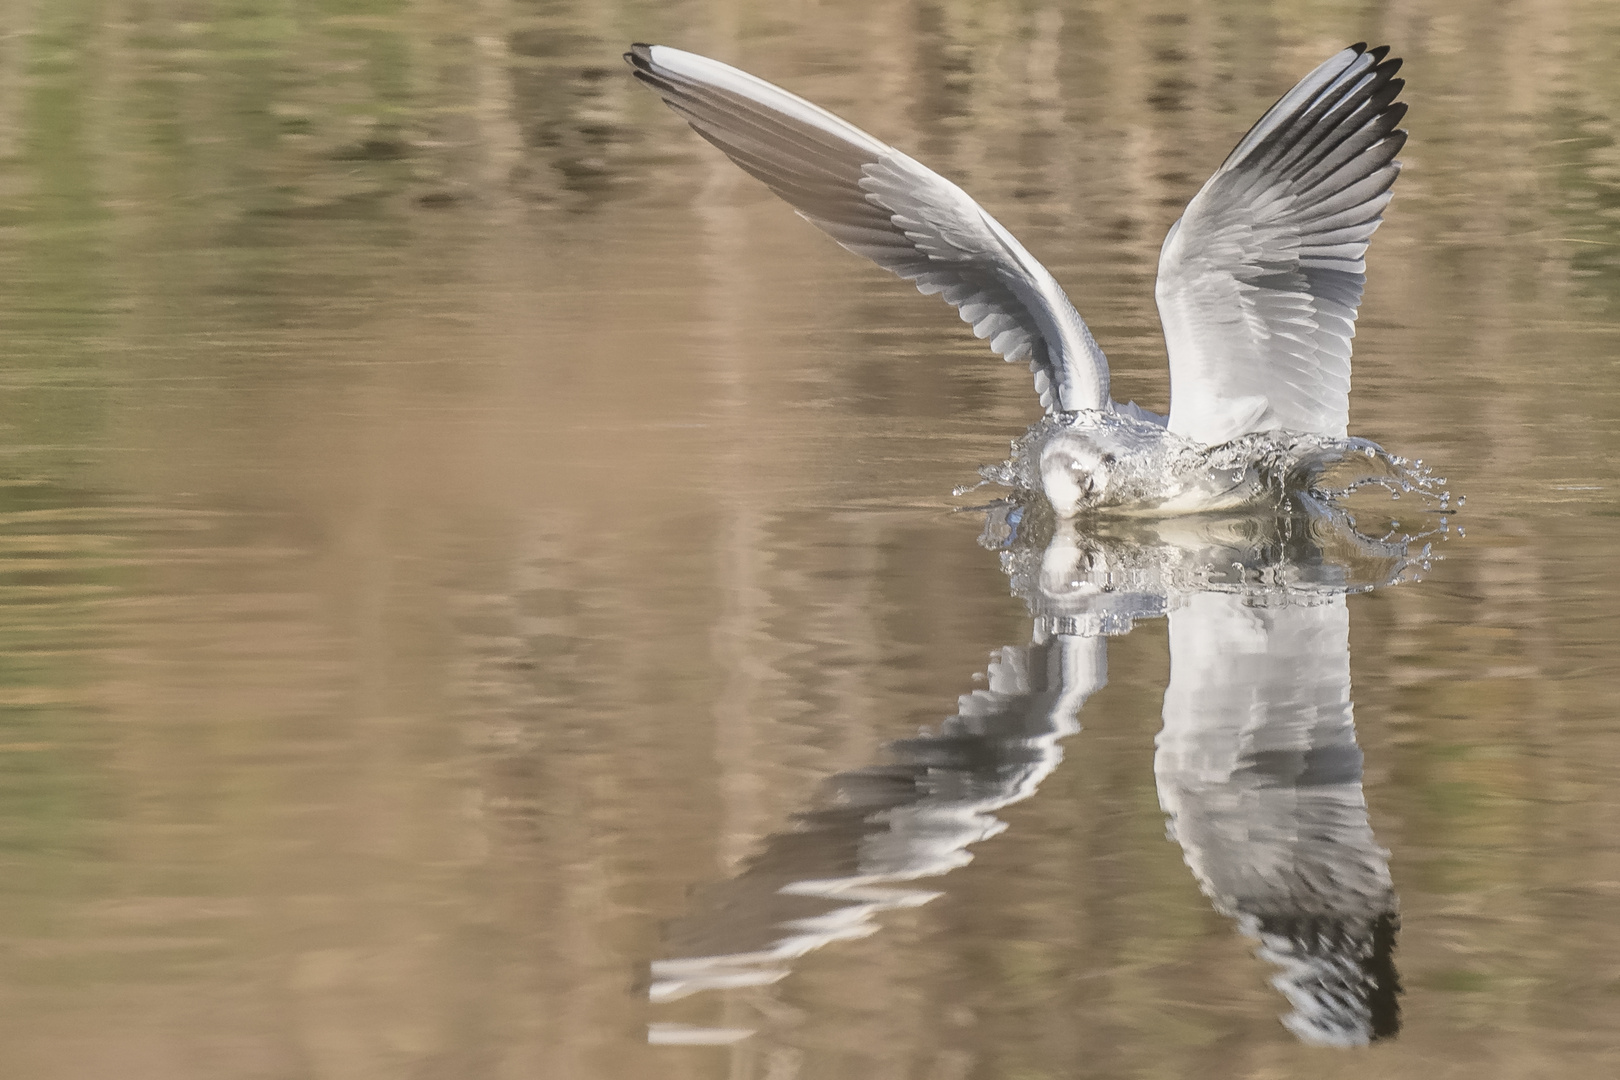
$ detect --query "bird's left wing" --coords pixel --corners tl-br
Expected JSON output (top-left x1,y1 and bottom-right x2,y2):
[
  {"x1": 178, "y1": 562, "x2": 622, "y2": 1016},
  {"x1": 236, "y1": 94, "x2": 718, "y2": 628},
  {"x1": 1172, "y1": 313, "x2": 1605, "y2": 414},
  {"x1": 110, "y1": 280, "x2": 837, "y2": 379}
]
[
  {"x1": 627, "y1": 44, "x2": 1110, "y2": 412},
  {"x1": 1156, "y1": 45, "x2": 1407, "y2": 445}
]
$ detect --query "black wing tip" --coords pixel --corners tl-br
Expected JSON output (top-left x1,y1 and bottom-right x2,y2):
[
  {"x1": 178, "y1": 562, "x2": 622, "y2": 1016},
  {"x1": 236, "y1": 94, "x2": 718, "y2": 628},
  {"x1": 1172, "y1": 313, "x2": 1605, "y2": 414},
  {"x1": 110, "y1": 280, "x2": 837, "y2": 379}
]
[
  {"x1": 625, "y1": 43, "x2": 656, "y2": 69},
  {"x1": 1349, "y1": 43, "x2": 1401, "y2": 67}
]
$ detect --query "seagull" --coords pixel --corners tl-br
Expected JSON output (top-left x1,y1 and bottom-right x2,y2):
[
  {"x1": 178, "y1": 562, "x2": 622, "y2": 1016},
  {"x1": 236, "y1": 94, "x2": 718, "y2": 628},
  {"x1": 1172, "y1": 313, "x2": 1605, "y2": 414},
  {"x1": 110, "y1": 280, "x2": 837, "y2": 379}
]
[{"x1": 626, "y1": 42, "x2": 1407, "y2": 516}]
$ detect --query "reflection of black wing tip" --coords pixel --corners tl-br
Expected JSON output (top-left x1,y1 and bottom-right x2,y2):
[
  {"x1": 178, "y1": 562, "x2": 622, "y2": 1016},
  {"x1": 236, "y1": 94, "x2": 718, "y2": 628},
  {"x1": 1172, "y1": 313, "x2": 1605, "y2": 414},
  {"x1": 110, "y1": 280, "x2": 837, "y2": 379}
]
[
  {"x1": 1258, "y1": 909, "x2": 1402, "y2": 1044},
  {"x1": 1366, "y1": 911, "x2": 1403, "y2": 1040}
]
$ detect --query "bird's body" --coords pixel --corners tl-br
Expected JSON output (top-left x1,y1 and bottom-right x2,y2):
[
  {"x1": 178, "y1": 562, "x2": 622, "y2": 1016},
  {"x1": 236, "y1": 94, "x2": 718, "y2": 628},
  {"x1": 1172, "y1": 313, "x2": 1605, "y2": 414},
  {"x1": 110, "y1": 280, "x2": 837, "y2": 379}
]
[
  {"x1": 627, "y1": 42, "x2": 1407, "y2": 516},
  {"x1": 1032, "y1": 411, "x2": 1262, "y2": 518}
]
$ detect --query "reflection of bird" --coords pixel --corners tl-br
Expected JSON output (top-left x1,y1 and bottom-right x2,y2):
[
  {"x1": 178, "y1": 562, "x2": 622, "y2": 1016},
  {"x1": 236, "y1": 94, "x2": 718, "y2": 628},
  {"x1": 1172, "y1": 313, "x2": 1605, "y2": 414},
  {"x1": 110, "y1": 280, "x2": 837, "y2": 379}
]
[
  {"x1": 649, "y1": 499, "x2": 1405, "y2": 1045},
  {"x1": 627, "y1": 43, "x2": 1407, "y2": 515},
  {"x1": 1156, "y1": 592, "x2": 1400, "y2": 1044}
]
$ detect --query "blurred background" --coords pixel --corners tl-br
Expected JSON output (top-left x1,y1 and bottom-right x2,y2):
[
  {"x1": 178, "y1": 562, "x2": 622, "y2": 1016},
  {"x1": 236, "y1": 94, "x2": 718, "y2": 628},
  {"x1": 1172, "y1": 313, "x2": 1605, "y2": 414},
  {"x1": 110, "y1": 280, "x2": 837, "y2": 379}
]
[{"x1": 0, "y1": 0, "x2": 1616, "y2": 1077}]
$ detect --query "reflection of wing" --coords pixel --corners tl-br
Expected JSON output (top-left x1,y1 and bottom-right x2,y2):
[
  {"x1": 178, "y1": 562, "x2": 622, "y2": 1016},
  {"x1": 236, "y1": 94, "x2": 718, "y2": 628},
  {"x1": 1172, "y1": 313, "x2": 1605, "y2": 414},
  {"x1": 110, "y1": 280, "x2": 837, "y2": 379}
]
[
  {"x1": 625, "y1": 44, "x2": 1110, "y2": 412},
  {"x1": 1155, "y1": 592, "x2": 1399, "y2": 1044},
  {"x1": 649, "y1": 501, "x2": 1419, "y2": 1044},
  {"x1": 651, "y1": 632, "x2": 1104, "y2": 1005},
  {"x1": 1156, "y1": 45, "x2": 1406, "y2": 445}
]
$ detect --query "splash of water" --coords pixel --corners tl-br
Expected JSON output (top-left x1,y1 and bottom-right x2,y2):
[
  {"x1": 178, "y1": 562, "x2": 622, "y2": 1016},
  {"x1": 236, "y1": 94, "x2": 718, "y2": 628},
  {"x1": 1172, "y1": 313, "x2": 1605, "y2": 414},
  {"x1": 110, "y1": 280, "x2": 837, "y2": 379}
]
[{"x1": 963, "y1": 412, "x2": 1458, "y2": 525}]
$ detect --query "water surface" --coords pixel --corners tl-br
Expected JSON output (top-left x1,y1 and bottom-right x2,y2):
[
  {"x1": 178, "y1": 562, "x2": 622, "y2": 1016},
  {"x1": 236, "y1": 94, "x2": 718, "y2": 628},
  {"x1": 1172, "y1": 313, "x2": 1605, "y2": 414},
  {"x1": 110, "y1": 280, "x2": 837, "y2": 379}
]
[{"x1": 0, "y1": 2, "x2": 1618, "y2": 1077}]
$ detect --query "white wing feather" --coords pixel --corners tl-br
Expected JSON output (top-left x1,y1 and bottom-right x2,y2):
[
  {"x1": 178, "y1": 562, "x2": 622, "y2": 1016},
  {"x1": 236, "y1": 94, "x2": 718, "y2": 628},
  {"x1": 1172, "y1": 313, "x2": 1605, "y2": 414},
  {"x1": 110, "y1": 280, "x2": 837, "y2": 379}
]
[
  {"x1": 1156, "y1": 45, "x2": 1407, "y2": 445},
  {"x1": 627, "y1": 44, "x2": 1110, "y2": 413}
]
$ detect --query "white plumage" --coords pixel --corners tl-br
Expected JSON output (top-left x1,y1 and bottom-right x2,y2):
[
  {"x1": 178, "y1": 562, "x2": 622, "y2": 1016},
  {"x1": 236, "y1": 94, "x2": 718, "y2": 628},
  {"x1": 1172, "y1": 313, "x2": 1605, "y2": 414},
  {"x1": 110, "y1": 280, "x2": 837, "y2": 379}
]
[{"x1": 1157, "y1": 46, "x2": 1405, "y2": 444}]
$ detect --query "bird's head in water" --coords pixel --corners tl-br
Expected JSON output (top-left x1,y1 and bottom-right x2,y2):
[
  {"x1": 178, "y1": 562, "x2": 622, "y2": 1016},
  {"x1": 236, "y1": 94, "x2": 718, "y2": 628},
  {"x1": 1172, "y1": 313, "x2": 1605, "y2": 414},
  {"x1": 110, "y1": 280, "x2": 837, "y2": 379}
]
[
  {"x1": 1035, "y1": 413, "x2": 1273, "y2": 518},
  {"x1": 1039, "y1": 440, "x2": 1112, "y2": 517},
  {"x1": 1038, "y1": 424, "x2": 1141, "y2": 517}
]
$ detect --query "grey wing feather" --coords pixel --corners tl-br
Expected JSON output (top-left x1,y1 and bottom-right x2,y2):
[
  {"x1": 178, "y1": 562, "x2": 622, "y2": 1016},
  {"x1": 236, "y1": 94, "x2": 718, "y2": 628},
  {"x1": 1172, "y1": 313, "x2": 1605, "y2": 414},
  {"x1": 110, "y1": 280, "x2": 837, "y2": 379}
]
[
  {"x1": 1156, "y1": 44, "x2": 1407, "y2": 444},
  {"x1": 627, "y1": 44, "x2": 1110, "y2": 412}
]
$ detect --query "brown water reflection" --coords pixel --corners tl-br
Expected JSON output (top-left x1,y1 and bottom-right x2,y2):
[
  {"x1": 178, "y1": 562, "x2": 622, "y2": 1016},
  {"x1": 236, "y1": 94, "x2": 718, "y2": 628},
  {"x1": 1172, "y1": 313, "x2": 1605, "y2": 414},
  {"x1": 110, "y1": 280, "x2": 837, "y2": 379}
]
[{"x1": 0, "y1": 1, "x2": 1617, "y2": 1078}]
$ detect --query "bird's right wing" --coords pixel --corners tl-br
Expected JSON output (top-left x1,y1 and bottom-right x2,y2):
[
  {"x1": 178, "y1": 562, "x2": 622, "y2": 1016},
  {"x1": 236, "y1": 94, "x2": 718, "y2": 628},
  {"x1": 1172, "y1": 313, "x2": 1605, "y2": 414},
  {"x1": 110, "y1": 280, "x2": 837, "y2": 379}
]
[
  {"x1": 1156, "y1": 45, "x2": 1406, "y2": 445},
  {"x1": 627, "y1": 44, "x2": 1111, "y2": 412}
]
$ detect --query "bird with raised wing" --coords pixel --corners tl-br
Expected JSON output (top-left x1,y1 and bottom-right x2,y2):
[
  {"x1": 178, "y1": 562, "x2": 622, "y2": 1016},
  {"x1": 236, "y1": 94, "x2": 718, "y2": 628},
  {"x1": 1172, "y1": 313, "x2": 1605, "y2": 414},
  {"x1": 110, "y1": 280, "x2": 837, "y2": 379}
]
[{"x1": 626, "y1": 43, "x2": 1407, "y2": 516}]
